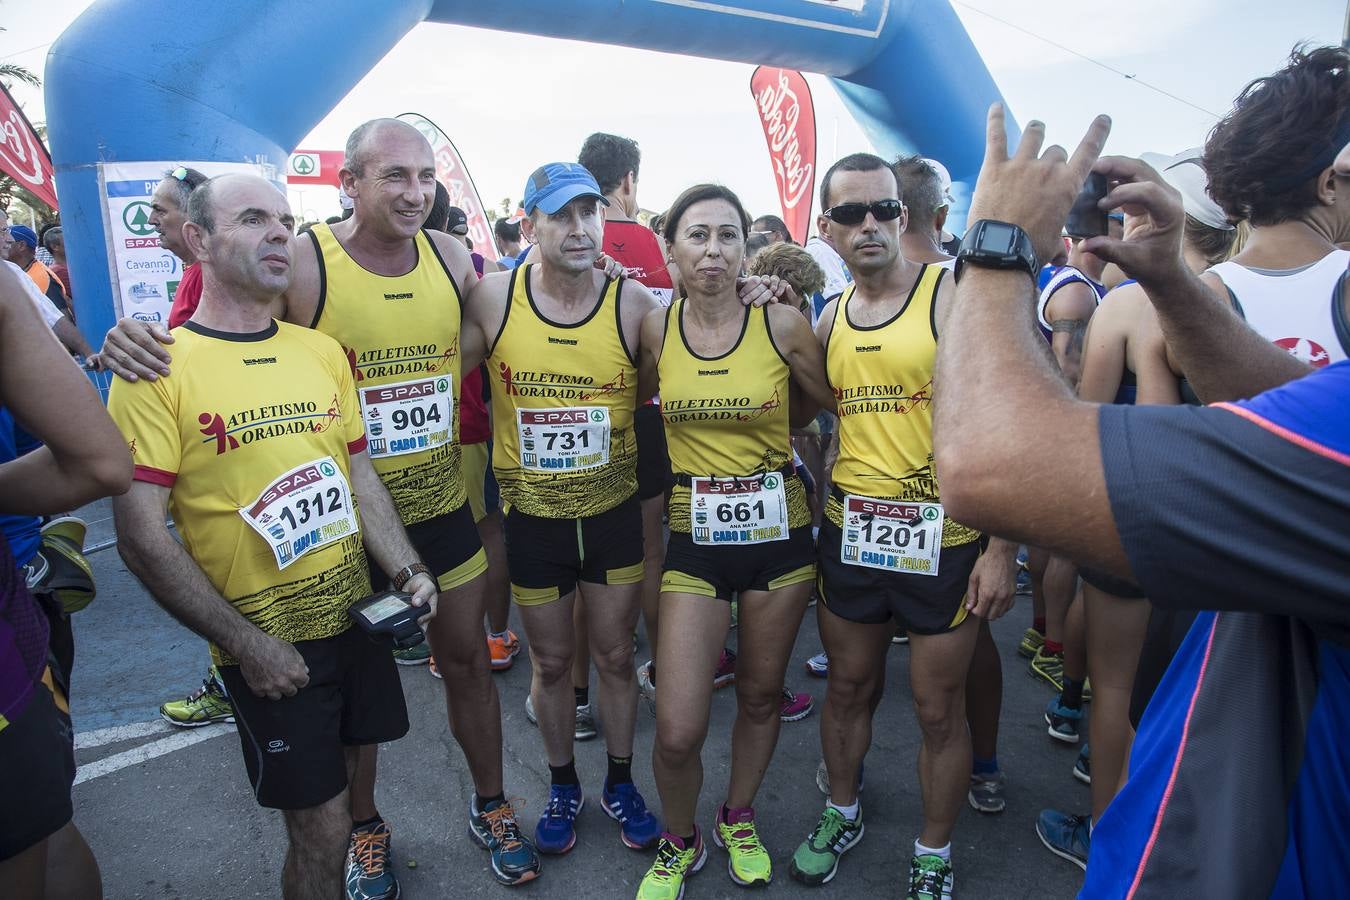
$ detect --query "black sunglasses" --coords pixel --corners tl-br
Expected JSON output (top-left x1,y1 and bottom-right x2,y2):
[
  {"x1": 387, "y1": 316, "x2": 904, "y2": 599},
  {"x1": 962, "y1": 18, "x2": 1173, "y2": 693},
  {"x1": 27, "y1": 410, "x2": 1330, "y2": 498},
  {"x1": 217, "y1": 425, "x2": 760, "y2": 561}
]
[{"x1": 824, "y1": 200, "x2": 903, "y2": 226}]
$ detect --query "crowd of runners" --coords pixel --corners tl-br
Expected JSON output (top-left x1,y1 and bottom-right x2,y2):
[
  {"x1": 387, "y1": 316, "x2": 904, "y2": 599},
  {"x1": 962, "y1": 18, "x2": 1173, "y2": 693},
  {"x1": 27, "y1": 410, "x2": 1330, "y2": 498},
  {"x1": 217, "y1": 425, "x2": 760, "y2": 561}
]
[{"x1": 1, "y1": 43, "x2": 1348, "y2": 900}]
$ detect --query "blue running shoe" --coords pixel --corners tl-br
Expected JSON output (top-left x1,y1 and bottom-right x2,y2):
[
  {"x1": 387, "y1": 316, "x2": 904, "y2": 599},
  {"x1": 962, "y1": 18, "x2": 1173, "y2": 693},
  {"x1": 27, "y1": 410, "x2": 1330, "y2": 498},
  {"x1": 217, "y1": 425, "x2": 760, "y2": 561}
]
[
  {"x1": 469, "y1": 796, "x2": 541, "y2": 885},
  {"x1": 345, "y1": 819, "x2": 399, "y2": 900},
  {"x1": 1036, "y1": 809, "x2": 1090, "y2": 871},
  {"x1": 535, "y1": 783, "x2": 584, "y2": 854},
  {"x1": 602, "y1": 781, "x2": 662, "y2": 849},
  {"x1": 805, "y1": 651, "x2": 828, "y2": 678},
  {"x1": 1073, "y1": 744, "x2": 1092, "y2": 784},
  {"x1": 1045, "y1": 696, "x2": 1083, "y2": 744}
]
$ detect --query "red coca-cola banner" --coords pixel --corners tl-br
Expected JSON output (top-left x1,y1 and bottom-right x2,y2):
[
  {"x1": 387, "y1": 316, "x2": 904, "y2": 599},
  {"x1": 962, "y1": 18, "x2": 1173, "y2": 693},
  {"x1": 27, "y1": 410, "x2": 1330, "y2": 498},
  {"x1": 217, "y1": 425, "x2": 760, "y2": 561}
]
[
  {"x1": 0, "y1": 83, "x2": 58, "y2": 211},
  {"x1": 397, "y1": 112, "x2": 493, "y2": 256},
  {"x1": 750, "y1": 67, "x2": 816, "y2": 245}
]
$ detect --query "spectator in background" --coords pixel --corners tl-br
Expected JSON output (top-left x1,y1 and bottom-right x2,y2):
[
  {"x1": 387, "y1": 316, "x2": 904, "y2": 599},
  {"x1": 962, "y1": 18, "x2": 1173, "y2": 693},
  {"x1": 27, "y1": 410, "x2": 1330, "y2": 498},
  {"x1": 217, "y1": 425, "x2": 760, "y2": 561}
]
[
  {"x1": 6, "y1": 224, "x2": 70, "y2": 320},
  {"x1": 751, "y1": 213, "x2": 793, "y2": 244},
  {"x1": 494, "y1": 217, "x2": 525, "y2": 270},
  {"x1": 42, "y1": 228, "x2": 72, "y2": 302},
  {"x1": 148, "y1": 166, "x2": 209, "y2": 330}
]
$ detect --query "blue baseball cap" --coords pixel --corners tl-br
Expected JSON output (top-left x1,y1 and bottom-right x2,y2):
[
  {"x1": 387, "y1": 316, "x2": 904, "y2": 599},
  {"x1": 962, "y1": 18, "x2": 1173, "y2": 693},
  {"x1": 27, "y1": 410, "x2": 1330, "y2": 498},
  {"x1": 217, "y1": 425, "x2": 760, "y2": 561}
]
[
  {"x1": 8, "y1": 225, "x2": 38, "y2": 248},
  {"x1": 521, "y1": 162, "x2": 610, "y2": 215}
]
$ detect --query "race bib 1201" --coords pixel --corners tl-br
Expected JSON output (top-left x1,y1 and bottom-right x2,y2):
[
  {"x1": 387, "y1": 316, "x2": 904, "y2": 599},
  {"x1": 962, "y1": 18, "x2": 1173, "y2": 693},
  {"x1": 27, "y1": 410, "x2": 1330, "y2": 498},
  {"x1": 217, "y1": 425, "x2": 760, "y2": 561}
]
[
  {"x1": 840, "y1": 494, "x2": 943, "y2": 576},
  {"x1": 517, "y1": 407, "x2": 610, "y2": 471},
  {"x1": 360, "y1": 375, "x2": 453, "y2": 459},
  {"x1": 690, "y1": 472, "x2": 789, "y2": 545},
  {"x1": 239, "y1": 457, "x2": 357, "y2": 570}
]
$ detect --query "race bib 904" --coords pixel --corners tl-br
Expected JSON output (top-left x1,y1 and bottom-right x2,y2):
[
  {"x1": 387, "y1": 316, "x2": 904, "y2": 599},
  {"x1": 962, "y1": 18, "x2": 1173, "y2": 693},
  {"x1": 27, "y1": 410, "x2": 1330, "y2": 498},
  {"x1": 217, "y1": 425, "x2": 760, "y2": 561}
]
[
  {"x1": 518, "y1": 407, "x2": 610, "y2": 471},
  {"x1": 691, "y1": 472, "x2": 789, "y2": 545},
  {"x1": 360, "y1": 376, "x2": 453, "y2": 459},
  {"x1": 239, "y1": 457, "x2": 358, "y2": 570},
  {"x1": 841, "y1": 494, "x2": 943, "y2": 576}
]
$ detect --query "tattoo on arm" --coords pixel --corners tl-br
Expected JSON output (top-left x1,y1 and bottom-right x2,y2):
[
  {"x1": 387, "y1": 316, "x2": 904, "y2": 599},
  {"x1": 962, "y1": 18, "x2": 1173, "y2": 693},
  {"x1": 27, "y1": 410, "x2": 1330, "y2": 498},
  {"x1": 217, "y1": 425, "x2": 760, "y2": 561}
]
[{"x1": 1052, "y1": 317, "x2": 1090, "y2": 365}]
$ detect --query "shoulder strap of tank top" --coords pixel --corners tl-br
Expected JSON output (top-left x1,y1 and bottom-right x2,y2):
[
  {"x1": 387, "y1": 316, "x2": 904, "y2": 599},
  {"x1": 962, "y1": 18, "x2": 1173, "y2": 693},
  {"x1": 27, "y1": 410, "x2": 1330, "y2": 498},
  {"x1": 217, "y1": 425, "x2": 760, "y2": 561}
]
[
  {"x1": 306, "y1": 228, "x2": 327, "y2": 329},
  {"x1": 487, "y1": 264, "x2": 521, "y2": 357},
  {"x1": 613, "y1": 275, "x2": 637, "y2": 366}
]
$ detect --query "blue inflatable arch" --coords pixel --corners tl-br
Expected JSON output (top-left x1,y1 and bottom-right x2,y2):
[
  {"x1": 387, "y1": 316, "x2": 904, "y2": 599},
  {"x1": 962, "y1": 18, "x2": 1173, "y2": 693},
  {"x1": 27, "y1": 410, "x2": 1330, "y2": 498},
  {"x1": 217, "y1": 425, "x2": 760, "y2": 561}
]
[{"x1": 45, "y1": 0, "x2": 1017, "y2": 342}]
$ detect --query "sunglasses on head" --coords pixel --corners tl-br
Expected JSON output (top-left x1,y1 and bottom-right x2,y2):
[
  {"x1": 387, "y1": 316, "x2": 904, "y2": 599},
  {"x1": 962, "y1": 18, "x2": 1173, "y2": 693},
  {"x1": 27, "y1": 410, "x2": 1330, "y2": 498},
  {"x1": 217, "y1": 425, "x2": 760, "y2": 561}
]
[
  {"x1": 169, "y1": 166, "x2": 189, "y2": 182},
  {"x1": 823, "y1": 200, "x2": 903, "y2": 226}
]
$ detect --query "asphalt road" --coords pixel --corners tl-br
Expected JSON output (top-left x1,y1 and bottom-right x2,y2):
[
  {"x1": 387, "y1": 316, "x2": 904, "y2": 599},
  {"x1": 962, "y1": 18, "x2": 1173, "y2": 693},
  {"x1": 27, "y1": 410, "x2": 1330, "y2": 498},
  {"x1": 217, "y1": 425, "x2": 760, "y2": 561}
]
[{"x1": 66, "y1": 499, "x2": 1086, "y2": 899}]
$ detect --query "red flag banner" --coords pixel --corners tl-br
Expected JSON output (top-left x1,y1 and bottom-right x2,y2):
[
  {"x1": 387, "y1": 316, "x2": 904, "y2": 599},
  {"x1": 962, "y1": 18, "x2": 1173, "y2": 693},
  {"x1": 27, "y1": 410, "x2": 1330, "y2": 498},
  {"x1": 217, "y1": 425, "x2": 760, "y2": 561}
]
[
  {"x1": 750, "y1": 67, "x2": 816, "y2": 245},
  {"x1": 286, "y1": 149, "x2": 345, "y2": 187},
  {"x1": 0, "y1": 83, "x2": 58, "y2": 211},
  {"x1": 397, "y1": 112, "x2": 493, "y2": 257}
]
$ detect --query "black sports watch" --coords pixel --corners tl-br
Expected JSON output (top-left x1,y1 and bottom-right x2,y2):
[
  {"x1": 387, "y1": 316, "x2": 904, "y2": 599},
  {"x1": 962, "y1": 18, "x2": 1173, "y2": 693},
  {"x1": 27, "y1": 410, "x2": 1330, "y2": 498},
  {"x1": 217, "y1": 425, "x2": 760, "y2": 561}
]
[{"x1": 953, "y1": 220, "x2": 1040, "y2": 284}]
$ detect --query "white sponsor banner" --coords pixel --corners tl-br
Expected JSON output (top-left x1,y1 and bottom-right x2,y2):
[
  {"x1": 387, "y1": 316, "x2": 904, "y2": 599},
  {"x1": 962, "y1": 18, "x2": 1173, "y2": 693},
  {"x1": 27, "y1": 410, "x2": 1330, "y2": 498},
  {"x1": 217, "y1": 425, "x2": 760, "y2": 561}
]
[{"x1": 98, "y1": 161, "x2": 269, "y2": 325}]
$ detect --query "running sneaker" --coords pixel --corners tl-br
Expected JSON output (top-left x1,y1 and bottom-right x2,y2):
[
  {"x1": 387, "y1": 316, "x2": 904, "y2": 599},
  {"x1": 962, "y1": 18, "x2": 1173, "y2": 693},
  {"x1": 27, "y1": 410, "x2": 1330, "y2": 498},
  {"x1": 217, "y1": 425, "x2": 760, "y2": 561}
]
[
  {"x1": 637, "y1": 830, "x2": 707, "y2": 900},
  {"x1": 714, "y1": 648, "x2": 736, "y2": 688},
  {"x1": 1073, "y1": 744, "x2": 1092, "y2": 785},
  {"x1": 815, "y1": 758, "x2": 865, "y2": 796},
  {"x1": 805, "y1": 651, "x2": 829, "y2": 678},
  {"x1": 638, "y1": 659, "x2": 657, "y2": 714},
  {"x1": 393, "y1": 641, "x2": 432, "y2": 665},
  {"x1": 1029, "y1": 647, "x2": 1065, "y2": 692},
  {"x1": 523, "y1": 696, "x2": 599, "y2": 741},
  {"x1": 907, "y1": 853, "x2": 954, "y2": 900},
  {"x1": 893, "y1": 624, "x2": 909, "y2": 645},
  {"x1": 967, "y1": 771, "x2": 1006, "y2": 814},
  {"x1": 1017, "y1": 627, "x2": 1044, "y2": 659},
  {"x1": 487, "y1": 630, "x2": 520, "y2": 671},
  {"x1": 712, "y1": 808, "x2": 772, "y2": 886},
  {"x1": 159, "y1": 667, "x2": 234, "y2": 727},
  {"x1": 601, "y1": 781, "x2": 662, "y2": 849},
  {"x1": 429, "y1": 656, "x2": 442, "y2": 679},
  {"x1": 469, "y1": 796, "x2": 541, "y2": 885},
  {"x1": 1045, "y1": 696, "x2": 1084, "y2": 744},
  {"x1": 535, "y1": 783, "x2": 584, "y2": 854},
  {"x1": 574, "y1": 703, "x2": 599, "y2": 741},
  {"x1": 345, "y1": 818, "x2": 398, "y2": 900},
  {"x1": 1036, "y1": 809, "x2": 1091, "y2": 870},
  {"x1": 780, "y1": 687, "x2": 814, "y2": 722},
  {"x1": 788, "y1": 806, "x2": 864, "y2": 885}
]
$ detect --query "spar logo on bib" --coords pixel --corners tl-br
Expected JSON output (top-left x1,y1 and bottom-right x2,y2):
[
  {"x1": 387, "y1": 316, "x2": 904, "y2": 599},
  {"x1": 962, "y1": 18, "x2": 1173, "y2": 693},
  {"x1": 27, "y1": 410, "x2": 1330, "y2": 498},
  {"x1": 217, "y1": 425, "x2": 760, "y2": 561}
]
[
  {"x1": 922, "y1": 506, "x2": 940, "y2": 521},
  {"x1": 763, "y1": 473, "x2": 780, "y2": 491},
  {"x1": 319, "y1": 461, "x2": 337, "y2": 477},
  {"x1": 1275, "y1": 337, "x2": 1330, "y2": 368}
]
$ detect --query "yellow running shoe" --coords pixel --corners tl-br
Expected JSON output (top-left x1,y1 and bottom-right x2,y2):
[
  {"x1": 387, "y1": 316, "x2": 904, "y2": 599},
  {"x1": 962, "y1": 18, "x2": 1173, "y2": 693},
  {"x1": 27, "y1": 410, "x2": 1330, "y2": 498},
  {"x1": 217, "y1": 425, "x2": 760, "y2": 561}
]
[
  {"x1": 637, "y1": 830, "x2": 706, "y2": 900},
  {"x1": 159, "y1": 667, "x2": 234, "y2": 727},
  {"x1": 713, "y1": 808, "x2": 772, "y2": 886}
]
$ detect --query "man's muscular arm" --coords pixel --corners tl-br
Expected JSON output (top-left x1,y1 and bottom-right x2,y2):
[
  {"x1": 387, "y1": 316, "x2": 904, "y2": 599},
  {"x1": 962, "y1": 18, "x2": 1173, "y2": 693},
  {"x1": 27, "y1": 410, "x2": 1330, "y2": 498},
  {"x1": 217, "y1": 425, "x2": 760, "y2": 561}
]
[{"x1": 114, "y1": 481, "x2": 310, "y2": 700}]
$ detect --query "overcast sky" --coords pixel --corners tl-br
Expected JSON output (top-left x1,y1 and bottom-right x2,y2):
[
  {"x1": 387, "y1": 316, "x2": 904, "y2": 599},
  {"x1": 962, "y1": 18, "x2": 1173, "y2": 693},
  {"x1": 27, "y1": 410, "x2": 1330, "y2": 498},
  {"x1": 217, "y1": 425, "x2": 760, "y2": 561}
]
[{"x1": 2, "y1": 0, "x2": 1344, "y2": 225}]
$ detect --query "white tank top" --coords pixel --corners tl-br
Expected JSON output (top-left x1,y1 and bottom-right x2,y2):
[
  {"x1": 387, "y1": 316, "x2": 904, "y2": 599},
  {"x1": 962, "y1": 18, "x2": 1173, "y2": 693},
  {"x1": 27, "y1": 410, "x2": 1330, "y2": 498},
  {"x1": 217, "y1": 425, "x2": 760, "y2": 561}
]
[{"x1": 1208, "y1": 249, "x2": 1350, "y2": 368}]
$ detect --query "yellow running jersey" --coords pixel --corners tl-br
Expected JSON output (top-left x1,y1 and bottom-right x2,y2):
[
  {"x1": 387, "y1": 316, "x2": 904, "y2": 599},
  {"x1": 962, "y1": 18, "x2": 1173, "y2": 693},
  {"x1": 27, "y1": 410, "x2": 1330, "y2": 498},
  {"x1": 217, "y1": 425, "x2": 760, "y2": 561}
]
[
  {"x1": 825, "y1": 265, "x2": 978, "y2": 547},
  {"x1": 107, "y1": 321, "x2": 371, "y2": 665},
  {"x1": 309, "y1": 224, "x2": 465, "y2": 526},
  {"x1": 659, "y1": 301, "x2": 809, "y2": 532},
  {"x1": 487, "y1": 265, "x2": 637, "y2": 518}
]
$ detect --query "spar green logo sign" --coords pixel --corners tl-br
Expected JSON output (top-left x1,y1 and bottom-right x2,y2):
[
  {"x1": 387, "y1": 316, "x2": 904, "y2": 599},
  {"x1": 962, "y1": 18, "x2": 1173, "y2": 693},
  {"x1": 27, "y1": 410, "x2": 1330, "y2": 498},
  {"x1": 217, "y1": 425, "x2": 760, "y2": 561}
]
[
  {"x1": 763, "y1": 474, "x2": 780, "y2": 490},
  {"x1": 922, "y1": 506, "x2": 940, "y2": 521},
  {"x1": 122, "y1": 201, "x2": 156, "y2": 236}
]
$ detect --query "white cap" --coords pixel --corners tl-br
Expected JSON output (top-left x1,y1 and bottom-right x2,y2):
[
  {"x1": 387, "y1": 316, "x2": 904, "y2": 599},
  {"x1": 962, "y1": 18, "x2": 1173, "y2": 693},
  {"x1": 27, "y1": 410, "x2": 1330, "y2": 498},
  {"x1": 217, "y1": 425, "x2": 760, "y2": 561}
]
[
  {"x1": 921, "y1": 158, "x2": 956, "y2": 208},
  {"x1": 1139, "y1": 149, "x2": 1232, "y2": 231}
]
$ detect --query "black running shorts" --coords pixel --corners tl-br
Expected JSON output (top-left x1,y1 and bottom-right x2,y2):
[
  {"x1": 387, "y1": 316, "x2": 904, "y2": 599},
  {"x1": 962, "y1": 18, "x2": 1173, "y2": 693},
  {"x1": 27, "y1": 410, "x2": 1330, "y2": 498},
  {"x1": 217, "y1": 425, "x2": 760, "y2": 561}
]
[
  {"x1": 366, "y1": 502, "x2": 486, "y2": 594},
  {"x1": 0, "y1": 671, "x2": 74, "y2": 861},
  {"x1": 218, "y1": 625, "x2": 408, "y2": 810},
  {"x1": 662, "y1": 526, "x2": 816, "y2": 601},
  {"x1": 817, "y1": 520, "x2": 980, "y2": 635},
  {"x1": 504, "y1": 493, "x2": 645, "y2": 605}
]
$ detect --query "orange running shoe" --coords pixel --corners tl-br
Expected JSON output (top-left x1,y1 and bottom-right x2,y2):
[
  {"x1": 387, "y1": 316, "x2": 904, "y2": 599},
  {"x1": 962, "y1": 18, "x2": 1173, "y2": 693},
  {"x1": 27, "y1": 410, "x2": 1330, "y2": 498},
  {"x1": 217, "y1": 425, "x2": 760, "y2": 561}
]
[{"x1": 487, "y1": 629, "x2": 521, "y2": 671}]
